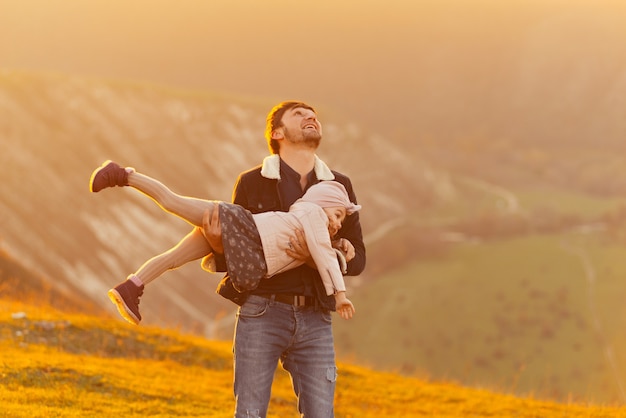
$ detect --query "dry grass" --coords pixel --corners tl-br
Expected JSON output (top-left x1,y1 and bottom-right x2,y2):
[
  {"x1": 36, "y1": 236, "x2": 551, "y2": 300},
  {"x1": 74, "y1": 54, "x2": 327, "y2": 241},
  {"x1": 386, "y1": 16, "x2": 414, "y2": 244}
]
[{"x1": 2, "y1": 299, "x2": 626, "y2": 417}]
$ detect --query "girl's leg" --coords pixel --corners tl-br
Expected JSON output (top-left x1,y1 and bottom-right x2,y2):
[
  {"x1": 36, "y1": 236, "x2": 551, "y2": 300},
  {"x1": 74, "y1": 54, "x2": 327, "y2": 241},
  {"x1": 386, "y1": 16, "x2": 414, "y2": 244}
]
[
  {"x1": 128, "y1": 171, "x2": 217, "y2": 227},
  {"x1": 134, "y1": 227, "x2": 212, "y2": 286},
  {"x1": 108, "y1": 228, "x2": 212, "y2": 325}
]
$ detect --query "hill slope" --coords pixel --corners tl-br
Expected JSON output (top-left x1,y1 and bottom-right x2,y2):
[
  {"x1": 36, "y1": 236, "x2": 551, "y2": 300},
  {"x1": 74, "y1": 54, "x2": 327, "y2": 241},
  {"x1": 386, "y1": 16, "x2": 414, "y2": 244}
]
[
  {"x1": 0, "y1": 71, "x2": 433, "y2": 334},
  {"x1": 2, "y1": 296, "x2": 626, "y2": 417},
  {"x1": 4, "y1": 71, "x2": 626, "y2": 406}
]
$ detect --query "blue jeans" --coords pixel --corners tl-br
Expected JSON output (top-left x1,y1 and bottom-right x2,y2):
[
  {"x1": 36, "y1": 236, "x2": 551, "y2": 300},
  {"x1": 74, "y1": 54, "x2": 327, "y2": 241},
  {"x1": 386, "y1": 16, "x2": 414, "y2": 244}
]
[{"x1": 233, "y1": 295, "x2": 337, "y2": 418}]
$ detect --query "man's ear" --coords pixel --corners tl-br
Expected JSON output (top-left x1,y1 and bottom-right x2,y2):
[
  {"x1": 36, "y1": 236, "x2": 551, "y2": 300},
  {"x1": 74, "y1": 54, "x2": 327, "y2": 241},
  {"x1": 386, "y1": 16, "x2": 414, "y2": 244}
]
[{"x1": 271, "y1": 129, "x2": 284, "y2": 140}]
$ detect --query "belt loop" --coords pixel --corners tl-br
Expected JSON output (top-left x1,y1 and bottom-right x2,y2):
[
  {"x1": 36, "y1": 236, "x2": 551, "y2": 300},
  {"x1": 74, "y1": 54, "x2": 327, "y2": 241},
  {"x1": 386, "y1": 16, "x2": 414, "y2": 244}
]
[
  {"x1": 270, "y1": 294, "x2": 276, "y2": 305},
  {"x1": 296, "y1": 295, "x2": 305, "y2": 306}
]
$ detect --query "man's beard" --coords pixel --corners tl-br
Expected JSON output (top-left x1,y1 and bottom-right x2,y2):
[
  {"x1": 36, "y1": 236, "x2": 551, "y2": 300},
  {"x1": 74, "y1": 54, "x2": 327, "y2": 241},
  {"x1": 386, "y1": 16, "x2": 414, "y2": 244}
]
[
  {"x1": 303, "y1": 131, "x2": 322, "y2": 148},
  {"x1": 284, "y1": 127, "x2": 322, "y2": 148}
]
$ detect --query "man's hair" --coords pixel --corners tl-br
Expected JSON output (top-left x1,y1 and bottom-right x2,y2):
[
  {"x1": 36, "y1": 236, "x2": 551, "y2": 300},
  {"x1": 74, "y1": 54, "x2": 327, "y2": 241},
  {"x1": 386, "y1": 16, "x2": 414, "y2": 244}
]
[{"x1": 265, "y1": 101, "x2": 316, "y2": 154}]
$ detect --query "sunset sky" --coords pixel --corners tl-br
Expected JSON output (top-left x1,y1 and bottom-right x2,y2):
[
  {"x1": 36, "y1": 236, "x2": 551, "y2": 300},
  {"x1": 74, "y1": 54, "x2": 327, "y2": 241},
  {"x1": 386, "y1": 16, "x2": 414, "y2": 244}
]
[{"x1": 2, "y1": 0, "x2": 625, "y2": 134}]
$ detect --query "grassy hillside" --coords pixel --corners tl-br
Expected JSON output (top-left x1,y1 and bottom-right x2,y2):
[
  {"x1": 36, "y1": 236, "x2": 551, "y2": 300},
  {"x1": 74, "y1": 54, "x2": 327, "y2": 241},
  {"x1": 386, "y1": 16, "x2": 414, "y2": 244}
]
[
  {"x1": 0, "y1": 71, "x2": 430, "y2": 335},
  {"x1": 4, "y1": 71, "x2": 626, "y2": 411},
  {"x1": 0, "y1": 248, "x2": 102, "y2": 316},
  {"x1": 3, "y1": 298, "x2": 626, "y2": 417},
  {"x1": 336, "y1": 229, "x2": 626, "y2": 405}
]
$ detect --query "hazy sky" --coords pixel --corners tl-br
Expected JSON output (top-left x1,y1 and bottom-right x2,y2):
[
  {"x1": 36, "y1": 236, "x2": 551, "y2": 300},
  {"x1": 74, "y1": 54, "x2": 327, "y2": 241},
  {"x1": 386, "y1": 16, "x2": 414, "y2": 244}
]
[{"x1": 2, "y1": 0, "x2": 625, "y2": 135}]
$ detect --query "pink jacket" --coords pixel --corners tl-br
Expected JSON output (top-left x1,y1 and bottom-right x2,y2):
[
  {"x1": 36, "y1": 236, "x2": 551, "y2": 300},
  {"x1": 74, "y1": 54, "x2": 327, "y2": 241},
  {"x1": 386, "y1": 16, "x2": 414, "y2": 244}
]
[{"x1": 253, "y1": 201, "x2": 346, "y2": 296}]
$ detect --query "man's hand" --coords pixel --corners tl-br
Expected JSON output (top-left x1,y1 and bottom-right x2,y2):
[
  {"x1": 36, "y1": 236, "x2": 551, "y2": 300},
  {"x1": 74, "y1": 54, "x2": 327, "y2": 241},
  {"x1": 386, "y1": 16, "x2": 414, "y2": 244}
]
[
  {"x1": 202, "y1": 206, "x2": 223, "y2": 254},
  {"x1": 286, "y1": 229, "x2": 315, "y2": 268},
  {"x1": 332, "y1": 238, "x2": 355, "y2": 262}
]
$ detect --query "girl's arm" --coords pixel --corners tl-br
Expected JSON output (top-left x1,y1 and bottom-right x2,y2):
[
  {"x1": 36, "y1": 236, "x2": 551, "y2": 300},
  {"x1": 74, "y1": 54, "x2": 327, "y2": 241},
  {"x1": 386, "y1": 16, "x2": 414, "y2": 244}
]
[{"x1": 299, "y1": 206, "x2": 348, "y2": 296}]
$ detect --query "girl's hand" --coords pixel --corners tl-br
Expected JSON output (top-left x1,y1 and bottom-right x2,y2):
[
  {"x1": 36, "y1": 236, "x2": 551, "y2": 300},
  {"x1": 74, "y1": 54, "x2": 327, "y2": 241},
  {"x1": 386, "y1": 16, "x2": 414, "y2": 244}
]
[{"x1": 335, "y1": 292, "x2": 355, "y2": 320}]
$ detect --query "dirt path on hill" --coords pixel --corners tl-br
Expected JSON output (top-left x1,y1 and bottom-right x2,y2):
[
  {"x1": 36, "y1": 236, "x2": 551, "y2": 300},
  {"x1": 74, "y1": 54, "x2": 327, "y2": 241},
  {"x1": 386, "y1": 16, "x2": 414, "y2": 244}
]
[
  {"x1": 460, "y1": 177, "x2": 520, "y2": 213},
  {"x1": 365, "y1": 176, "x2": 522, "y2": 246},
  {"x1": 560, "y1": 240, "x2": 626, "y2": 403},
  {"x1": 364, "y1": 218, "x2": 410, "y2": 245}
]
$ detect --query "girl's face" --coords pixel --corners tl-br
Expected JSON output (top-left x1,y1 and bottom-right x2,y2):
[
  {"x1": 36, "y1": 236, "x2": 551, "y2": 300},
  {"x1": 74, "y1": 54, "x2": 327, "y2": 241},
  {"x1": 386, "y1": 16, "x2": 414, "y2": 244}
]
[{"x1": 323, "y1": 206, "x2": 347, "y2": 238}]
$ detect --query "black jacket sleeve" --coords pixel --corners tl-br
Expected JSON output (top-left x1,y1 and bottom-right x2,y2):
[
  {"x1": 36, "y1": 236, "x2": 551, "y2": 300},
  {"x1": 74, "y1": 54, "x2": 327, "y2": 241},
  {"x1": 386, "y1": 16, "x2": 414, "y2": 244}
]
[{"x1": 332, "y1": 172, "x2": 366, "y2": 276}]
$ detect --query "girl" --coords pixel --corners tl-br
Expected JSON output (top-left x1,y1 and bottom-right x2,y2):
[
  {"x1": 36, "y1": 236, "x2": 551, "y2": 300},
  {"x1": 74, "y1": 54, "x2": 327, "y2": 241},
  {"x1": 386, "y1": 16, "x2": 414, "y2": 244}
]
[{"x1": 90, "y1": 160, "x2": 360, "y2": 325}]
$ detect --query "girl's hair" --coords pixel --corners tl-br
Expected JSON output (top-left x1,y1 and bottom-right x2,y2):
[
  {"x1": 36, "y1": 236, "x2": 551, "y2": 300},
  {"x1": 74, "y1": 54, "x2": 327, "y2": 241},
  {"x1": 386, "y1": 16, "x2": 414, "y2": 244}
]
[{"x1": 265, "y1": 101, "x2": 316, "y2": 154}]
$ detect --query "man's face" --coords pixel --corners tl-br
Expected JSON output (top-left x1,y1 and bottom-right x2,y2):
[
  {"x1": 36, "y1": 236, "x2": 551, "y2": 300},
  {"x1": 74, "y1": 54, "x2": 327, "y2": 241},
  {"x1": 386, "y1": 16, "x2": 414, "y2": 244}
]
[{"x1": 275, "y1": 107, "x2": 322, "y2": 148}]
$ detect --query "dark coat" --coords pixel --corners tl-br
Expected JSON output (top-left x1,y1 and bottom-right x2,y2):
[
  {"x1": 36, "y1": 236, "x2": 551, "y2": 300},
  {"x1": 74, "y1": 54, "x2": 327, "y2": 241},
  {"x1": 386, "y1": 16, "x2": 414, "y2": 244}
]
[{"x1": 215, "y1": 157, "x2": 366, "y2": 311}]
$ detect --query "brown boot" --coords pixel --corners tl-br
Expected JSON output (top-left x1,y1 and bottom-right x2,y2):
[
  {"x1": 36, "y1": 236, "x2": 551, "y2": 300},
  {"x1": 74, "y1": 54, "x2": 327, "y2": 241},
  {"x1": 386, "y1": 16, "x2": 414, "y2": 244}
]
[
  {"x1": 108, "y1": 280, "x2": 144, "y2": 325},
  {"x1": 89, "y1": 160, "x2": 129, "y2": 193}
]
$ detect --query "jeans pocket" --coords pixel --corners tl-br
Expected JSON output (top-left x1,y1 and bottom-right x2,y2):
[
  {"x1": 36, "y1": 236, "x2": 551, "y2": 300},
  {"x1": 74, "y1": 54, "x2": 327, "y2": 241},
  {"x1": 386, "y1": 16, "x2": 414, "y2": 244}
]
[
  {"x1": 238, "y1": 297, "x2": 269, "y2": 318},
  {"x1": 321, "y1": 311, "x2": 332, "y2": 324}
]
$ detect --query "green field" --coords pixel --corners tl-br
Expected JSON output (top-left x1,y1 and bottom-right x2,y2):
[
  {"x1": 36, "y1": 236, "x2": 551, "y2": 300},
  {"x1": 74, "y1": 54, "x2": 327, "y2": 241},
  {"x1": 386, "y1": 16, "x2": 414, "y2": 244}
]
[{"x1": 335, "y1": 231, "x2": 626, "y2": 405}]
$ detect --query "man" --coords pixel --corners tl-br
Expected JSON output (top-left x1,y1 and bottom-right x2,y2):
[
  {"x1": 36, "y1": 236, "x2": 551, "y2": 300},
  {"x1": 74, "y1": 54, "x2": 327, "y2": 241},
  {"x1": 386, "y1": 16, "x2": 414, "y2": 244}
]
[{"x1": 203, "y1": 101, "x2": 365, "y2": 417}]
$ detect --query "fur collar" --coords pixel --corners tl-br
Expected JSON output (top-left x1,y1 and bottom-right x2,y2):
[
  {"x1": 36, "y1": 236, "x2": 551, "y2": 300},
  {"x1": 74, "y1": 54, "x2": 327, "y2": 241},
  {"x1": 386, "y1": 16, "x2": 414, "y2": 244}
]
[{"x1": 260, "y1": 154, "x2": 335, "y2": 181}]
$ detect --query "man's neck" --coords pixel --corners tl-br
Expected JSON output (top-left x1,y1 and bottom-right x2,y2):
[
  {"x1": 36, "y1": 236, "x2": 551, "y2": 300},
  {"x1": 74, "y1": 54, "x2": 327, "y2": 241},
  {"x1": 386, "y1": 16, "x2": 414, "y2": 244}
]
[{"x1": 279, "y1": 148, "x2": 316, "y2": 178}]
